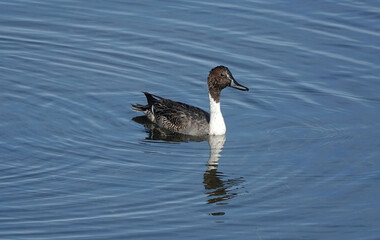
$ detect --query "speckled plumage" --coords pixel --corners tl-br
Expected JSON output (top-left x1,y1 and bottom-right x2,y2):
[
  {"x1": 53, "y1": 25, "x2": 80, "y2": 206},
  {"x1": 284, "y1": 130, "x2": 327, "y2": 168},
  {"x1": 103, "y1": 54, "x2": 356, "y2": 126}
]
[{"x1": 132, "y1": 92, "x2": 210, "y2": 135}]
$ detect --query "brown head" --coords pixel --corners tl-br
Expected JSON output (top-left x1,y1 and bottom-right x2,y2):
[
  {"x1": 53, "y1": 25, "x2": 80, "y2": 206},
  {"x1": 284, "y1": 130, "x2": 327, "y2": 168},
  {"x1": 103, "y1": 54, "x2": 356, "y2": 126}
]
[{"x1": 207, "y1": 66, "x2": 249, "y2": 103}]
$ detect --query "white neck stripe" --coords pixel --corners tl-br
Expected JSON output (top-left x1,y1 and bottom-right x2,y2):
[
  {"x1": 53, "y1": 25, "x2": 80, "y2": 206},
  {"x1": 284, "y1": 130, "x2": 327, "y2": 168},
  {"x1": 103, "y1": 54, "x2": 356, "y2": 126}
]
[{"x1": 208, "y1": 93, "x2": 226, "y2": 135}]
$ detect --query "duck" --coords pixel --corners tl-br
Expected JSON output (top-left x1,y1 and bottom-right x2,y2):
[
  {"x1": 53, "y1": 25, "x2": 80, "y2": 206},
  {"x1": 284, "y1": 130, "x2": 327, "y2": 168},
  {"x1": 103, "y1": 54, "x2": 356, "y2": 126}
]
[{"x1": 132, "y1": 66, "x2": 249, "y2": 136}]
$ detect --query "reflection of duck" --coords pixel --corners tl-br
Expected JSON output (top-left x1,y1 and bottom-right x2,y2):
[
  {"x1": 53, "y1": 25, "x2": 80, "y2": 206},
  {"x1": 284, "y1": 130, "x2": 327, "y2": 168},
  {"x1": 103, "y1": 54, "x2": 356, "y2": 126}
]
[
  {"x1": 203, "y1": 169, "x2": 245, "y2": 206},
  {"x1": 206, "y1": 135, "x2": 226, "y2": 170},
  {"x1": 204, "y1": 135, "x2": 244, "y2": 207},
  {"x1": 132, "y1": 66, "x2": 248, "y2": 136},
  {"x1": 132, "y1": 120, "x2": 244, "y2": 209}
]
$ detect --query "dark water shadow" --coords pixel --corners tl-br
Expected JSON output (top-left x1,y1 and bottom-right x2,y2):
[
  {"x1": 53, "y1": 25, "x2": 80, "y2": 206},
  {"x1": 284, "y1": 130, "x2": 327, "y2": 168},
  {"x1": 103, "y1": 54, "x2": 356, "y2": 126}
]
[{"x1": 132, "y1": 116, "x2": 245, "y2": 214}]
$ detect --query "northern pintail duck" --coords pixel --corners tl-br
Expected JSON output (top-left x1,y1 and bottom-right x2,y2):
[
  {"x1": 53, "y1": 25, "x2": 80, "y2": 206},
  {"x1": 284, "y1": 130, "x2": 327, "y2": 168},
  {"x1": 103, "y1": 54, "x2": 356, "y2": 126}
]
[{"x1": 132, "y1": 66, "x2": 249, "y2": 136}]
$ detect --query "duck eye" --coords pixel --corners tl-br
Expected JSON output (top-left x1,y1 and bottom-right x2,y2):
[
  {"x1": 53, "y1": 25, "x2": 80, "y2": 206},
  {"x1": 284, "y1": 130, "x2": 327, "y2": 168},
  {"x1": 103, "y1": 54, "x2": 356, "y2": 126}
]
[{"x1": 221, "y1": 73, "x2": 225, "y2": 77}]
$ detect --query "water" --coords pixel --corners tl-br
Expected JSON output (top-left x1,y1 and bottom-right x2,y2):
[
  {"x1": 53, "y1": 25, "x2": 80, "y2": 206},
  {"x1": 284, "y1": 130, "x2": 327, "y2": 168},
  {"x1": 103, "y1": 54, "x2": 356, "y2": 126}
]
[{"x1": 1, "y1": 0, "x2": 379, "y2": 239}]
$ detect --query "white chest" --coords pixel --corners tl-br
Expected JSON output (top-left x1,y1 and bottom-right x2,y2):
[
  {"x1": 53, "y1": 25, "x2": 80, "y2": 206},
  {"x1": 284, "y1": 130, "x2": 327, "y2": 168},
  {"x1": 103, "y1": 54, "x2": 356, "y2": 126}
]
[{"x1": 208, "y1": 94, "x2": 226, "y2": 135}]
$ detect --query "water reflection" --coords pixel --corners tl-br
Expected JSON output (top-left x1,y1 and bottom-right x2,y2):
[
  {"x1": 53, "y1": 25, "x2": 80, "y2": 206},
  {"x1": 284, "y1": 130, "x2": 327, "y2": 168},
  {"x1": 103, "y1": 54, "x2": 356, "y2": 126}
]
[
  {"x1": 204, "y1": 135, "x2": 245, "y2": 214},
  {"x1": 133, "y1": 116, "x2": 245, "y2": 212}
]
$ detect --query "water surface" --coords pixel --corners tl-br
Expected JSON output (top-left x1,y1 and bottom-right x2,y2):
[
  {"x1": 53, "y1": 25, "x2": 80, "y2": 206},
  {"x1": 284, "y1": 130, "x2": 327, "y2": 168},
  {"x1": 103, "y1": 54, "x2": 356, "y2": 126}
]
[{"x1": 1, "y1": 0, "x2": 379, "y2": 239}]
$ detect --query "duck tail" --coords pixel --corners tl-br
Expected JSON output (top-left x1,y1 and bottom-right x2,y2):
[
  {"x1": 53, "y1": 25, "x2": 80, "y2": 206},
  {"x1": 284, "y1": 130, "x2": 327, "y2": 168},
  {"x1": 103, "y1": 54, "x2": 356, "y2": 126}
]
[
  {"x1": 131, "y1": 103, "x2": 149, "y2": 112},
  {"x1": 142, "y1": 92, "x2": 160, "y2": 107},
  {"x1": 132, "y1": 92, "x2": 160, "y2": 112}
]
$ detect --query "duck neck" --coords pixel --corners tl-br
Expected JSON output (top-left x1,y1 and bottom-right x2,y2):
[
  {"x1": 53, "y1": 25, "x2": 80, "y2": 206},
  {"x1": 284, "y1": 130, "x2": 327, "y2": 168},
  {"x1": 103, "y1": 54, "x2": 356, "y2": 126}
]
[{"x1": 208, "y1": 93, "x2": 226, "y2": 135}]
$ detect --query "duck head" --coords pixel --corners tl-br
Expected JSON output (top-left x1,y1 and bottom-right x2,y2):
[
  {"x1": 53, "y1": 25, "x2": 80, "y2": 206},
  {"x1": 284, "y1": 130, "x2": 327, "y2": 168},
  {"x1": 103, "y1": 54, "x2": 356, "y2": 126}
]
[{"x1": 207, "y1": 66, "x2": 249, "y2": 103}]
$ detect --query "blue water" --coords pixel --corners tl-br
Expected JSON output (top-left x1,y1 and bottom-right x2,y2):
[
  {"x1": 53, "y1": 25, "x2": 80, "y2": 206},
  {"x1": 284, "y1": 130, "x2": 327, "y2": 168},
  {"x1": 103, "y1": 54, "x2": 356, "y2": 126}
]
[{"x1": 1, "y1": 0, "x2": 380, "y2": 239}]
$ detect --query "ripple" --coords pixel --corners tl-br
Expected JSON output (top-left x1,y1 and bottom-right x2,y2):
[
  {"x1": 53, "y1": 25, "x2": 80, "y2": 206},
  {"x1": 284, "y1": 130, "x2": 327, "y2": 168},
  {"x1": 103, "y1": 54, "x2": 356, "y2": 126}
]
[{"x1": 269, "y1": 124, "x2": 337, "y2": 140}]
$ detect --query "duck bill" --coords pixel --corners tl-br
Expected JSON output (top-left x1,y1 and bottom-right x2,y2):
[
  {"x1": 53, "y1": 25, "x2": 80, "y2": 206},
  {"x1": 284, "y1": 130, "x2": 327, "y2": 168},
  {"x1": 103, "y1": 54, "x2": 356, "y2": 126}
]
[{"x1": 230, "y1": 78, "x2": 249, "y2": 91}]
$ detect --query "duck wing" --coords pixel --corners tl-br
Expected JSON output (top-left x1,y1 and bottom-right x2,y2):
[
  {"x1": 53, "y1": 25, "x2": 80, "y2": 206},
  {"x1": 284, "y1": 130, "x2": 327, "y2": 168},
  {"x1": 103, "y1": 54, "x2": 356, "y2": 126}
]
[{"x1": 144, "y1": 92, "x2": 209, "y2": 134}]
